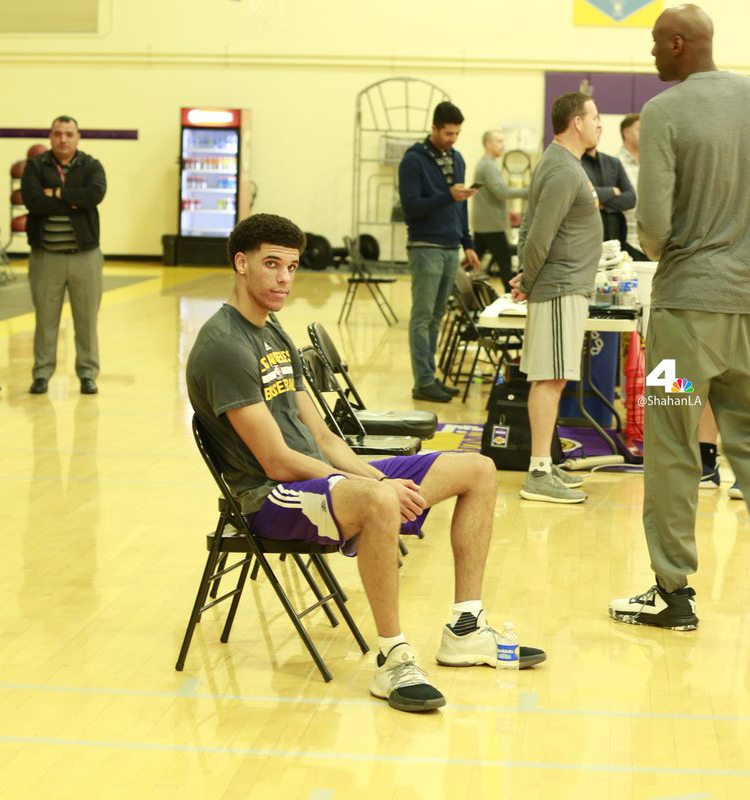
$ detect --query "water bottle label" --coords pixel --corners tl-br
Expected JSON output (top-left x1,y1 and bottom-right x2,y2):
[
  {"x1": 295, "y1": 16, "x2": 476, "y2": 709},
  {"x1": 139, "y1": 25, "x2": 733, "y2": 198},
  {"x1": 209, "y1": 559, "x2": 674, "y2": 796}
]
[{"x1": 497, "y1": 642, "x2": 519, "y2": 664}]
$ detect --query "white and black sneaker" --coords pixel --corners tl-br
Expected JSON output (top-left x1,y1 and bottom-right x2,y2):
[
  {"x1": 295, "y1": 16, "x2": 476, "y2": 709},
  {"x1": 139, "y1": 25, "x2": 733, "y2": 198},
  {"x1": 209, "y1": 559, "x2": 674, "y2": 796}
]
[
  {"x1": 370, "y1": 643, "x2": 446, "y2": 712},
  {"x1": 609, "y1": 584, "x2": 698, "y2": 630}
]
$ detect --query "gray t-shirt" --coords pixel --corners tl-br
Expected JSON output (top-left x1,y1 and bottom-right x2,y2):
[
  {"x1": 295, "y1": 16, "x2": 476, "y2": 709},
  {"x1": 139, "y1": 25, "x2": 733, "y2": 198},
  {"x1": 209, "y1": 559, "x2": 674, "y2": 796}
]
[
  {"x1": 186, "y1": 305, "x2": 328, "y2": 514},
  {"x1": 517, "y1": 142, "x2": 602, "y2": 302},
  {"x1": 637, "y1": 71, "x2": 750, "y2": 314},
  {"x1": 471, "y1": 154, "x2": 529, "y2": 234}
]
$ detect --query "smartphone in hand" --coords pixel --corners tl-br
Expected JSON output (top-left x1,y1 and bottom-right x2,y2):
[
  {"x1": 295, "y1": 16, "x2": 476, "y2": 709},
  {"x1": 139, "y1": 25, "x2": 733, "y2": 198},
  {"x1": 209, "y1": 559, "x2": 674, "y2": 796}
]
[{"x1": 470, "y1": 182, "x2": 484, "y2": 189}]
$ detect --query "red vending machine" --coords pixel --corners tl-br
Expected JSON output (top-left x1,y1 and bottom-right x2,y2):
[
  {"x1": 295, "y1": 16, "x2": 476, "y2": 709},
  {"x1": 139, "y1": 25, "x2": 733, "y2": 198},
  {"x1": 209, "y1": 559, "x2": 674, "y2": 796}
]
[{"x1": 176, "y1": 106, "x2": 252, "y2": 265}]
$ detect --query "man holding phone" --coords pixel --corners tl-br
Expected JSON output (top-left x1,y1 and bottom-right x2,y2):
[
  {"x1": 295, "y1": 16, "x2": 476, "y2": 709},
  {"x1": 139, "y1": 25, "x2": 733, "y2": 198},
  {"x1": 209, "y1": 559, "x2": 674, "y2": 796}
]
[
  {"x1": 472, "y1": 130, "x2": 529, "y2": 291},
  {"x1": 399, "y1": 101, "x2": 480, "y2": 403}
]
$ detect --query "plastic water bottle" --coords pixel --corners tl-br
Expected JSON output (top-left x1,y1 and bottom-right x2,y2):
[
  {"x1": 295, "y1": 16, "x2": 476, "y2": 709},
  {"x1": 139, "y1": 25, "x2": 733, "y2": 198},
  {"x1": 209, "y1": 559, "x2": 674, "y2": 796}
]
[{"x1": 496, "y1": 621, "x2": 520, "y2": 669}]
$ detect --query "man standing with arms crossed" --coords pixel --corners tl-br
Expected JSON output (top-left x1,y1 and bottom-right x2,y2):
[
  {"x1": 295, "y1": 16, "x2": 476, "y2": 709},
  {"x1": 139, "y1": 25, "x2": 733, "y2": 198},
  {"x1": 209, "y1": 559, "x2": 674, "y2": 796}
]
[
  {"x1": 399, "y1": 101, "x2": 480, "y2": 404},
  {"x1": 510, "y1": 93, "x2": 602, "y2": 504},
  {"x1": 610, "y1": 4, "x2": 750, "y2": 629},
  {"x1": 617, "y1": 114, "x2": 647, "y2": 261},
  {"x1": 22, "y1": 116, "x2": 107, "y2": 395}
]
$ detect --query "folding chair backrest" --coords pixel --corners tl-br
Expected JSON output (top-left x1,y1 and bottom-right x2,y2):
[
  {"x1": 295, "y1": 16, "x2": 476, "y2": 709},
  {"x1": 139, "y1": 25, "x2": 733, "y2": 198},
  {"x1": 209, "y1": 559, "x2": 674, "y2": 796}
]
[
  {"x1": 308, "y1": 321, "x2": 344, "y2": 372},
  {"x1": 343, "y1": 235, "x2": 371, "y2": 278},
  {"x1": 192, "y1": 415, "x2": 249, "y2": 530},
  {"x1": 472, "y1": 278, "x2": 499, "y2": 309},
  {"x1": 298, "y1": 346, "x2": 366, "y2": 436},
  {"x1": 454, "y1": 268, "x2": 482, "y2": 313},
  {"x1": 307, "y1": 321, "x2": 368, "y2": 411}
]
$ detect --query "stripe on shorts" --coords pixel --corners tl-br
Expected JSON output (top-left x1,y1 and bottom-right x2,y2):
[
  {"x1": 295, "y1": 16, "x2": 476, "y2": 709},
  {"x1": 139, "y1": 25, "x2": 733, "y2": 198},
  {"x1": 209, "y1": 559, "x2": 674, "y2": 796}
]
[{"x1": 552, "y1": 296, "x2": 564, "y2": 380}]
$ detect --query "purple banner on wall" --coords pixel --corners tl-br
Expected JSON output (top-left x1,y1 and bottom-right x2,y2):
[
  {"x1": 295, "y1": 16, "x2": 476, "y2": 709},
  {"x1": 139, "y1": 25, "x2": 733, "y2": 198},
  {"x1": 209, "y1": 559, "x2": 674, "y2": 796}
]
[{"x1": 0, "y1": 128, "x2": 138, "y2": 140}]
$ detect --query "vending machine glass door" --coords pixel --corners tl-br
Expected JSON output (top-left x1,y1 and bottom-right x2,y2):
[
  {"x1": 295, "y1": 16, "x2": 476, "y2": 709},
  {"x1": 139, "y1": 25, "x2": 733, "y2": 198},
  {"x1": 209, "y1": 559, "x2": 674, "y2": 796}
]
[{"x1": 180, "y1": 128, "x2": 239, "y2": 237}]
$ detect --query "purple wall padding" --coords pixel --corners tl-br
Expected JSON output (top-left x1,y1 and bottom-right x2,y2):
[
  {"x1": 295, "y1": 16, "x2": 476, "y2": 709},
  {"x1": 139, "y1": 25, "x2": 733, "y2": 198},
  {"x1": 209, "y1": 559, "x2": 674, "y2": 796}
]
[
  {"x1": 0, "y1": 128, "x2": 138, "y2": 140},
  {"x1": 543, "y1": 72, "x2": 676, "y2": 146}
]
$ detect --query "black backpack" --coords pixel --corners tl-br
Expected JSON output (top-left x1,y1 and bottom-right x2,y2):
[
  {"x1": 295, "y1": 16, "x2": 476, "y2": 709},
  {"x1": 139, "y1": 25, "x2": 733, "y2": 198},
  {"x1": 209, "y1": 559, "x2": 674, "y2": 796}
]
[{"x1": 481, "y1": 372, "x2": 563, "y2": 471}]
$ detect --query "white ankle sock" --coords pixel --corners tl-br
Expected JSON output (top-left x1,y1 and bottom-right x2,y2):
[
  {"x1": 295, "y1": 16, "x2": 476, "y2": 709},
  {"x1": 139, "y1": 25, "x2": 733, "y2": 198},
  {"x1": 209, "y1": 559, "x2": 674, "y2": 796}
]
[
  {"x1": 529, "y1": 456, "x2": 552, "y2": 473},
  {"x1": 378, "y1": 633, "x2": 406, "y2": 656}
]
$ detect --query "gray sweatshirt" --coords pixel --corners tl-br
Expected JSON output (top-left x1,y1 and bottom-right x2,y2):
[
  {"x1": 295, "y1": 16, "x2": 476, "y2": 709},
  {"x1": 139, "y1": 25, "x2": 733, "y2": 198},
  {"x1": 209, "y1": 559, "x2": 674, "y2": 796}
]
[
  {"x1": 518, "y1": 142, "x2": 602, "y2": 302},
  {"x1": 471, "y1": 154, "x2": 529, "y2": 233},
  {"x1": 638, "y1": 71, "x2": 750, "y2": 314}
]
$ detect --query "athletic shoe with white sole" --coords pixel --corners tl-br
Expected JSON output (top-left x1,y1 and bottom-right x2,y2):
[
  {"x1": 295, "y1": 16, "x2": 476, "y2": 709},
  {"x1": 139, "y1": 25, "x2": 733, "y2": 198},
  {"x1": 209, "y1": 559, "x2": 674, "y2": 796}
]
[
  {"x1": 699, "y1": 462, "x2": 721, "y2": 489},
  {"x1": 728, "y1": 481, "x2": 744, "y2": 500},
  {"x1": 551, "y1": 463, "x2": 584, "y2": 488},
  {"x1": 609, "y1": 584, "x2": 698, "y2": 630},
  {"x1": 520, "y1": 470, "x2": 587, "y2": 504},
  {"x1": 370, "y1": 642, "x2": 446, "y2": 712},
  {"x1": 435, "y1": 611, "x2": 546, "y2": 669}
]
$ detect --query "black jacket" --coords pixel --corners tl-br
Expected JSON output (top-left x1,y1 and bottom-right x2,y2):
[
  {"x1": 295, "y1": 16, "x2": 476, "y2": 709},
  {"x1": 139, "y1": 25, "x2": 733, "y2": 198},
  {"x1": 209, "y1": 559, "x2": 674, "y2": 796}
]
[
  {"x1": 398, "y1": 141, "x2": 474, "y2": 250},
  {"x1": 581, "y1": 150, "x2": 635, "y2": 246},
  {"x1": 21, "y1": 150, "x2": 107, "y2": 251}
]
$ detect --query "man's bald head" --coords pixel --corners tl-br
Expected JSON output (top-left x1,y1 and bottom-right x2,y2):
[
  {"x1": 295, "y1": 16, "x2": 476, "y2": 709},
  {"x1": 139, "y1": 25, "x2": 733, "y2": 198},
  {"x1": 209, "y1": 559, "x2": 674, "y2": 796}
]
[{"x1": 651, "y1": 4, "x2": 716, "y2": 82}]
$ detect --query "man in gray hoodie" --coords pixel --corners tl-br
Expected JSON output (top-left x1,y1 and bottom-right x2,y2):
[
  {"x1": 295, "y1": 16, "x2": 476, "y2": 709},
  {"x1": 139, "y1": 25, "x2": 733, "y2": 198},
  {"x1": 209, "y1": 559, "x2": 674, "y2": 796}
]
[{"x1": 610, "y1": 4, "x2": 750, "y2": 630}]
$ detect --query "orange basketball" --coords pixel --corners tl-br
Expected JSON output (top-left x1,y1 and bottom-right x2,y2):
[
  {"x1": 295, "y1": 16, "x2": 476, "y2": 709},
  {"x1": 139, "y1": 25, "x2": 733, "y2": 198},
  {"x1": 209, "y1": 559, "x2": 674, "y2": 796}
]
[
  {"x1": 10, "y1": 189, "x2": 24, "y2": 206},
  {"x1": 27, "y1": 144, "x2": 47, "y2": 158}
]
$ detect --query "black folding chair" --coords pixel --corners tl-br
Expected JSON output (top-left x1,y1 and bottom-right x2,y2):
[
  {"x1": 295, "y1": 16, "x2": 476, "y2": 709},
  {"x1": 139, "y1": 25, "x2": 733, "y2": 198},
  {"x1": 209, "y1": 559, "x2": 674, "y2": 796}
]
[
  {"x1": 307, "y1": 322, "x2": 438, "y2": 440},
  {"x1": 299, "y1": 346, "x2": 421, "y2": 457},
  {"x1": 175, "y1": 416, "x2": 369, "y2": 683},
  {"x1": 338, "y1": 236, "x2": 398, "y2": 325}
]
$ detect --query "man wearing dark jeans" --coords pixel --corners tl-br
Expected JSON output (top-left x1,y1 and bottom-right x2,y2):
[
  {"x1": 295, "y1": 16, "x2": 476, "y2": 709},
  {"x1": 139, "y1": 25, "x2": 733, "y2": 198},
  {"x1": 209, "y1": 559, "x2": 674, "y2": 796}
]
[{"x1": 399, "y1": 102, "x2": 480, "y2": 403}]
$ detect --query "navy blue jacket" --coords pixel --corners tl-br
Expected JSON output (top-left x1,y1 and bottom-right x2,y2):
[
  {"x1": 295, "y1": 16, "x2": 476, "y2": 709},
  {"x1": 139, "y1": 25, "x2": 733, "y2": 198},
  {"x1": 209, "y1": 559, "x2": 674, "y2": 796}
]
[
  {"x1": 398, "y1": 141, "x2": 474, "y2": 250},
  {"x1": 21, "y1": 150, "x2": 107, "y2": 251}
]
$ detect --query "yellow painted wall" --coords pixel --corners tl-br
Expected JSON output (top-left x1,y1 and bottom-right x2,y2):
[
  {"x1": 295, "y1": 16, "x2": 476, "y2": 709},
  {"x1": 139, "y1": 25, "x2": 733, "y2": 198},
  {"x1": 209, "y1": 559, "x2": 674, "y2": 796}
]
[{"x1": 0, "y1": 0, "x2": 745, "y2": 255}]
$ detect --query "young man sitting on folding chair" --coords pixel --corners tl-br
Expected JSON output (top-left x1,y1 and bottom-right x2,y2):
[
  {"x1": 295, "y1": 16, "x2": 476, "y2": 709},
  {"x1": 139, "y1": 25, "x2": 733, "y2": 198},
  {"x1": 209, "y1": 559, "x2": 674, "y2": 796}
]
[{"x1": 186, "y1": 213, "x2": 546, "y2": 713}]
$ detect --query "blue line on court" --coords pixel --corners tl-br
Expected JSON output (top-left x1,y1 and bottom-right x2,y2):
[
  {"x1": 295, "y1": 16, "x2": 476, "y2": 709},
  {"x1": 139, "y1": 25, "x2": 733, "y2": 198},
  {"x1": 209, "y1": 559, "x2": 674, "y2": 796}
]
[
  {"x1": 0, "y1": 733, "x2": 748, "y2": 777},
  {"x1": 1, "y1": 681, "x2": 749, "y2": 723}
]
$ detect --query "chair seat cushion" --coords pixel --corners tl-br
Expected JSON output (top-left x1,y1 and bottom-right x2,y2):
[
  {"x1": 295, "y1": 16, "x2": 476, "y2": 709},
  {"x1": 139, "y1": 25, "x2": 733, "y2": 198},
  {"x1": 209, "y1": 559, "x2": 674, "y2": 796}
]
[
  {"x1": 355, "y1": 409, "x2": 438, "y2": 439},
  {"x1": 345, "y1": 433, "x2": 421, "y2": 456}
]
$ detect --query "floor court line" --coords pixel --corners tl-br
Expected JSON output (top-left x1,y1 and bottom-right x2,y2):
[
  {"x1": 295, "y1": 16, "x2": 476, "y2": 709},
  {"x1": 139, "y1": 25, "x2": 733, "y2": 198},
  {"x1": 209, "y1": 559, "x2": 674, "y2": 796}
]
[
  {"x1": 0, "y1": 734, "x2": 748, "y2": 777},
  {"x1": 1, "y1": 682, "x2": 749, "y2": 723}
]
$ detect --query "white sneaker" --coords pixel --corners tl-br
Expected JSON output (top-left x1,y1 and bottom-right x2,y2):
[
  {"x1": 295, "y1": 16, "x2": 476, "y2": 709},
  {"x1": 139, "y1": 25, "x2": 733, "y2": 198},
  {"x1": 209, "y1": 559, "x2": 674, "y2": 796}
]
[
  {"x1": 609, "y1": 584, "x2": 698, "y2": 630},
  {"x1": 435, "y1": 612, "x2": 547, "y2": 669},
  {"x1": 369, "y1": 643, "x2": 445, "y2": 712},
  {"x1": 728, "y1": 481, "x2": 744, "y2": 500}
]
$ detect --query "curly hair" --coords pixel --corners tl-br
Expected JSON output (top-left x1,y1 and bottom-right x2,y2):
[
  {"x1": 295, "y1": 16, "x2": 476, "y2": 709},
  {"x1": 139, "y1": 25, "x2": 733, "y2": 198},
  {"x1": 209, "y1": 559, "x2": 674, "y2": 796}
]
[{"x1": 227, "y1": 214, "x2": 306, "y2": 270}]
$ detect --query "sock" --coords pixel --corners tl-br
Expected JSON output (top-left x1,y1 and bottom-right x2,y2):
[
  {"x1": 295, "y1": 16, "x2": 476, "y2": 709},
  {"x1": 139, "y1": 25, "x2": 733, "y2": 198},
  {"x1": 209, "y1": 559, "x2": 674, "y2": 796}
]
[
  {"x1": 449, "y1": 600, "x2": 483, "y2": 635},
  {"x1": 699, "y1": 442, "x2": 717, "y2": 469},
  {"x1": 378, "y1": 633, "x2": 406, "y2": 657},
  {"x1": 529, "y1": 456, "x2": 552, "y2": 474}
]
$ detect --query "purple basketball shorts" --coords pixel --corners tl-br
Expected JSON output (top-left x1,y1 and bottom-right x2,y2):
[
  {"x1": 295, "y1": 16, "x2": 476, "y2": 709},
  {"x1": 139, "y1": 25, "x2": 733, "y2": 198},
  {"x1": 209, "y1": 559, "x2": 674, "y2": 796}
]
[{"x1": 245, "y1": 450, "x2": 443, "y2": 556}]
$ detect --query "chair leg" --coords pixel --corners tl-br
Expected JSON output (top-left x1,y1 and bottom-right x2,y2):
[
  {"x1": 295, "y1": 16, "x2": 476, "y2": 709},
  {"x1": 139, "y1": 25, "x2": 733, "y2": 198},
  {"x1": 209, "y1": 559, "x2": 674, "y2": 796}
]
[
  {"x1": 339, "y1": 282, "x2": 358, "y2": 324},
  {"x1": 209, "y1": 553, "x2": 228, "y2": 598},
  {"x1": 311, "y1": 555, "x2": 369, "y2": 655},
  {"x1": 399, "y1": 538, "x2": 408, "y2": 557},
  {"x1": 219, "y1": 557, "x2": 253, "y2": 644},
  {"x1": 364, "y1": 281, "x2": 398, "y2": 325},
  {"x1": 253, "y1": 550, "x2": 335, "y2": 682},
  {"x1": 290, "y1": 553, "x2": 339, "y2": 628},
  {"x1": 175, "y1": 543, "x2": 224, "y2": 671}
]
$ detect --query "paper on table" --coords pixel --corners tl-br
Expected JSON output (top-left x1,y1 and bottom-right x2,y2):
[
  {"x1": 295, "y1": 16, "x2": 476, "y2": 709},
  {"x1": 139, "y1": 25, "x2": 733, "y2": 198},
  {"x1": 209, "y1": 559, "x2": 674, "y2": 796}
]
[{"x1": 487, "y1": 295, "x2": 528, "y2": 316}]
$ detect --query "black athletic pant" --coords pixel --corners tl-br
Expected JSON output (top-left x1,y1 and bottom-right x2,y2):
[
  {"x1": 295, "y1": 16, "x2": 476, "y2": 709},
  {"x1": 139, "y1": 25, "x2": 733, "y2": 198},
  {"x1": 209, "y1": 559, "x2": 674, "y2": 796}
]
[{"x1": 474, "y1": 231, "x2": 513, "y2": 291}]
